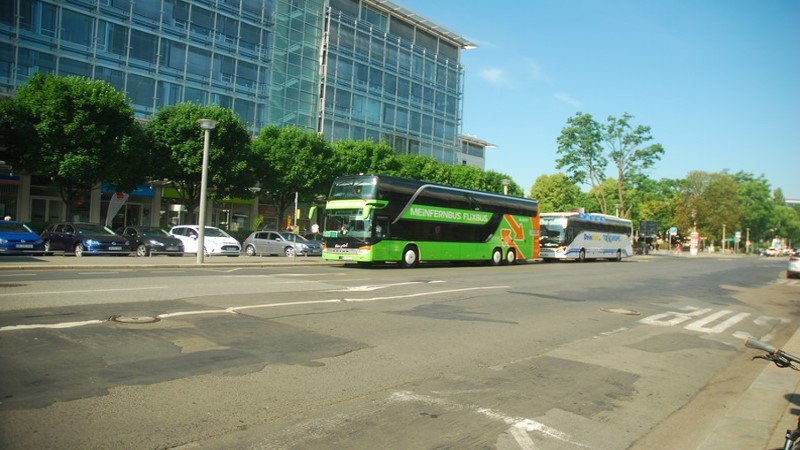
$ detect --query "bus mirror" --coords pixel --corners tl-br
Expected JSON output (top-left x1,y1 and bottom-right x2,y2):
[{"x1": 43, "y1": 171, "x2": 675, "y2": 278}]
[
  {"x1": 308, "y1": 206, "x2": 317, "y2": 220},
  {"x1": 362, "y1": 205, "x2": 373, "y2": 219}
]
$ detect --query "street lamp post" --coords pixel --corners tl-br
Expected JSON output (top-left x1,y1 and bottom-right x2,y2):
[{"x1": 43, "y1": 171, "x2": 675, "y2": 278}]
[
  {"x1": 196, "y1": 118, "x2": 217, "y2": 264},
  {"x1": 501, "y1": 179, "x2": 510, "y2": 195}
]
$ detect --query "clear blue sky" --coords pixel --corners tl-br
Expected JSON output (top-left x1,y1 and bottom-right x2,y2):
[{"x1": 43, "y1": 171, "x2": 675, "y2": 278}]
[{"x1": 398, "y1": 0, "x2": 799, "y2": 199}]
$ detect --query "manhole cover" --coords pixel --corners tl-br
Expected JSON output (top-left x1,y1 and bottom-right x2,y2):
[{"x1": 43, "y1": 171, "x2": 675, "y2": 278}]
[
  {"x1": 110, "y1": 315, "x2": 160, "y2": 324},
  {"x1": 600, "y1": 308, "x2": 641, "y2": 316}
]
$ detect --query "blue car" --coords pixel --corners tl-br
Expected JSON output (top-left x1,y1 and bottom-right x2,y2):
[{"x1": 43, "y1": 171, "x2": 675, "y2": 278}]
[
  {"x1": 40, "y1": 222, "x2": 131, "y2": 257},
  {"x1": 0, "y1": 220, "x2": 45, "y2": 255}
]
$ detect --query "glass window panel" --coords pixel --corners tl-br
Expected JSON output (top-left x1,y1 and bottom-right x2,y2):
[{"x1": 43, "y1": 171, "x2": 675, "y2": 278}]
[
  {"x1": 109, "y1": 22, "x2": 129, "y2": 56},
  {"x1": 366, "y1": 98, "x2": 380, "y2": 124},
  {"x1": 186, "y1": 47, "x2": 211, "y2": 78},
  {"x1": 360, "y1": 5, "x2": 387, "y2": 32},
  {"x1": 331, "y1": 0, "x2": 358, "y2": 18},
  {"x1": 384, "y1": 74, "x2": 396, "y2": 96},
  {"x1": 130, "y1": 29, "x2": 157, "y2": 64},
  {"x1": 61, "y1": 10, "x2": 93, "y2": 47},
  {"x1": 337, "y1": 26, "x2": 354, "y2": 54},
  {"x1": 389, "y1": 17, "x2": 414, "y2": 44},
  {"x1": 366, "y1": 128, "x2": 380, "y2": 143},
  {"x1": 354, "y1": 62, "x2": 368, "y2": 88},
  {"x1": 0, "y1": 43, "x2": 12, "y2": 78},
  {"x1": 59, "y1": 58, "x2": 91, "y2": 77},
  {"x1": 397, "y1": 77, "x2": 409, "y2": 99},
  {"x1": 240, "y1": 22, "x2": 261, "y2": 52},
  {"x1": 237, "y1": 61, "x2": 257, "y2": 90},
  {"x1": 17, "y1": 49, "x2": 56, "y2": 79},
  {"x1": 212, "y1": 93, "x2": 232, "y2": 108},
  {"x1": 213, "y1": 54, "x2": 235, "y2": 84},
  {"x1": 351, "y1": 93, "x2": 363, "y2": 120},
  {"x1": 133, "y1": 1, "x2": 161, "y2": 20},
  {"x1": 185, "y1": 86, "x2": 206, "y2": 104},
  {"x1": 234, "y1": 99, "x2": 255, "y2": 127},
  {"x1": 191, "y1": 6, "x2": 213, "y2": 37},
  {"x1": 156, "y1": 80, "x2": 182, "y2": 107},
  {"x1": 336, "y1": 57, "x2": 353, "y2": 82},
  {"x1": 355, "y1": 30, "x2": 369, "y2": 57},
  {"x1": 127, "y1": 73, "x2": 154, "y2": 109},
  {"x1": 0, "y1": 1, "x2": 12, "y2": 26},
  {"x1": 368, "y1": 67, "x2": 381, "y2": 92},
  {"x1": 421, "y1": 114, "x2": 433, "y2": 135},
  {"x1": 159, "y1": 39, "x2": 186, "y2": 71},
  {"x1": 395, "y1": 107, "x2": 408, "y2": 128},
  {"x1": 95, "y1": 66, "x2": 125, "y2": 91}
]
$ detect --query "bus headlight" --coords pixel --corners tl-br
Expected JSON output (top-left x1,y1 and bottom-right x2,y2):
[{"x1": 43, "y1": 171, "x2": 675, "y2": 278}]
[{"x1": 357, "y1": 245, "x2": 371, "y2": 255}]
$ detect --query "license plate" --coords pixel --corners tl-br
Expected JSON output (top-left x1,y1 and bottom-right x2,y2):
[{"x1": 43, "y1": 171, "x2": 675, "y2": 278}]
[
  {"x1": 166, "y1": 247, "x2": 178, "y2": 251},
  {"x1": 16, "y1": 244, "x2": 33, "y2": 249},
  {"x1": 109, "y1": 246, "x2": 122, "y2": 251}
]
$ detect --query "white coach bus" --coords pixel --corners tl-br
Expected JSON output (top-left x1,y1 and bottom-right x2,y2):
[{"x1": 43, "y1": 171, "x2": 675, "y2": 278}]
[{"x1": 539, "y1": 212, "x2": 633, "y2": 262}]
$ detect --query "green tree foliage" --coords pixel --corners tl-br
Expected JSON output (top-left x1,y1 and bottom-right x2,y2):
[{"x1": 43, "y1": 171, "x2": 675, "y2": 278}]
[
  {"x1": 676, "y1": 171, "x2": 742, "y2": 245},
  {"x1": 555, "y1": 113, "x2": 607, "y2": 210},
  {"x1": 331, "y1": 140, "x2": 399, "y2": 176},
  {"x1": 145, "y1": 102, "x2": 254, "y2": 222},
  {"x1": 387, "y1": 155, "x2": 520, "y2": 195},
  {"x1": 529, "y1": 173, "x2": 584, "y2": 212},
  {"x1": 555, "y1": 112, "x2": 663, "y2": 218},
  {"x1": 251, "y1": 125, "x2": 334, "y2": 228},
  {"x1": 732, "y1": 172, "x2": 774, "y2": 243},
  {"x1": 636, "y1": 178, "x2": 681, "y2": 235},
  {"x1": 605, "y1": 113, "x2": 664, "y2": 217},
  {"x1": 2, "y1": 73, "x2": 142, "y2": 217}
]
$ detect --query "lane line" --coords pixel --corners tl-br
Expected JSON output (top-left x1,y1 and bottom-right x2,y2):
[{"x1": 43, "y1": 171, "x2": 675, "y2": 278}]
[
  {"x1": 0, "y1": 286, "x2": 167, "y2": 297},
  {"x1": 0, "y1": 285, "x2": 507, "y2": 332}
]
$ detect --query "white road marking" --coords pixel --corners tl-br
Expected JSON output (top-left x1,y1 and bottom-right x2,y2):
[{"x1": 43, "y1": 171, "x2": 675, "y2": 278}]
[
  {"x1": 1, "y1": 320, "x2": 105, "y2": 331},
  {"x1": 0, "y1": 273, "x2": 36, "y2": 277},
  {"x1": 0, "y1": 285, "x2": 507, "y2": 332},
  {"x1": 683, "y1": 311, "x2": 750, "y2": 334},
  {"x1": 390, "y1": 391, "x2": 588, "y2": 448}
]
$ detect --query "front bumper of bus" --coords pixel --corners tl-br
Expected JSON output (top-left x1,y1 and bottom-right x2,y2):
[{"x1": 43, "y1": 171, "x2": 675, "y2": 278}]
[
  {"x1": 322, "y1": 244, "x2": 372, "y2": 262},
  {"x1": 539, "y1": 246, "x2": 569, "y2": 259}
]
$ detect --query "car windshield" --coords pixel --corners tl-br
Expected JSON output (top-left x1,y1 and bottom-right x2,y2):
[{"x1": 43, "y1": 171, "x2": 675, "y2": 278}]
[
  {"x1": 0, "y1": 222, "x2": 34, "y2": 233},
  {"x1": 76, "y1": 224, "x2": 116, "y2": 235},
  {"x1": 139, "y1": 227, "x2": 169, "y2": 237},
  {"x1": 204, "y1": 227, "x2": 232, "y2": 238}
]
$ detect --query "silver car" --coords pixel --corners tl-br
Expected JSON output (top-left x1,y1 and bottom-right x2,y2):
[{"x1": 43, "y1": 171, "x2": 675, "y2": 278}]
[{"x1": 243, "y1": 231, "x2": 322, "y2": 257}]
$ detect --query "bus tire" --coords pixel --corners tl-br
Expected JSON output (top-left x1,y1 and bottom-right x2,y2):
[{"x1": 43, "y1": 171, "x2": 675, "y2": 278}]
[
  {"x1": 401, "y1": 245, "x2": 419, "y2": 268},
  {"x1": 491, "y1": 248, "x2": 503, "y2": 266},
  {"x1": 578, "y1": 249, "x2": 587, "y2": 262},
  {"x1": 505, "y1": 249, "x2": 517, "y2": 265},
  {"x1": 615, "y1": 249, "x2": 622, "y2": 262}
]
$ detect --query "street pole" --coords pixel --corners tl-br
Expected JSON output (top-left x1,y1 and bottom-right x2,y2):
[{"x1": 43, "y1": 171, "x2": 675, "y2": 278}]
[{"x1": 196, "y1": 118, "x2": 217, "y2": 264}]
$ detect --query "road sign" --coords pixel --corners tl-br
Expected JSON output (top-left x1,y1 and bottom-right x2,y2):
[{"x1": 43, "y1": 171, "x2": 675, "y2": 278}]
[{"x1": 669, "y1": 227, "x2": 677, "y2": 235}]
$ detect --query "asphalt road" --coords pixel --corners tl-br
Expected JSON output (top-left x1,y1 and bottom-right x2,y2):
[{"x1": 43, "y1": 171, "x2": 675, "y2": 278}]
[{"x1": 0, "y1": 254, "x2": 797, "y2": 449}]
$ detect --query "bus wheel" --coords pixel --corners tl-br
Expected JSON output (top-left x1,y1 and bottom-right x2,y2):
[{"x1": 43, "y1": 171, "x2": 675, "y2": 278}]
[
  {"x1": 578, "y1": 249, "x2": 587, "y2": 262},
  {"x1": 505, "y1": 249, "x2": 517, "y2": 265},
  {"x1": 401, "y1": 245, "x2": 419, "y2": 268},
  {"x1": 615, "y1": 249, "x2": 622, "y2": 261},
  {"x1": 491, "y1": 248, "x2": 503, "y2": 266}
]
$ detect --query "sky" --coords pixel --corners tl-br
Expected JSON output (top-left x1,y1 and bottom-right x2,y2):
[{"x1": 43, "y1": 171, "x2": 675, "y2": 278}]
[{"x1": 397, "y1": 0, "x2": 799, "y2": 199}]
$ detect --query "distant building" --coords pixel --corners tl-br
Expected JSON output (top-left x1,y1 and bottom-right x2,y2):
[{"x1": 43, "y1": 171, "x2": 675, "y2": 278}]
[{"x1": 0, "y1": 0, "x2": 492, "y2": 230}]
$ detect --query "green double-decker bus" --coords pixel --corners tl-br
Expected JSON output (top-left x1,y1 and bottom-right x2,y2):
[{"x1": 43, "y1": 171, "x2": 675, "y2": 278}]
[{"x1": 320, "y1": 175, "x2": 540, "y2": 267}]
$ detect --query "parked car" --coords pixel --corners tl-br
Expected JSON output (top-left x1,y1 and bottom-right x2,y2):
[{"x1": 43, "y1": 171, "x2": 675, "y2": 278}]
[
  {"x1": 0, "y1": 220, "x2": 45, "y2": 255},
  {"x1": 168, "y1": 225, "x2": 240, "y2": 256},
  {"x1": 40, "y1": 222, "x2": 131, "y2": 257},
  {"x1": 117, "y1": 226, "x2": 184, "y2": 257},
  {"x1": 243, "y1": 231, "x2": 322, "y2": 257},
  {"x1": 789, "y1": 249, "x2": 800, "y2": 279}
]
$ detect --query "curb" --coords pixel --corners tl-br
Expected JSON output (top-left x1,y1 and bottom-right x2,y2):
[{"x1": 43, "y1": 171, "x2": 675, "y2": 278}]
[{"x1": 697, "y1": 329, "x2": 800, "y2": 450}]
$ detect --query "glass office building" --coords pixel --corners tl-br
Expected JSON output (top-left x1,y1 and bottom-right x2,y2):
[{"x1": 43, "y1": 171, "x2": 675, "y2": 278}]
[{"x1": 0, "y1": 0, "x2": 483, "y2": 229}]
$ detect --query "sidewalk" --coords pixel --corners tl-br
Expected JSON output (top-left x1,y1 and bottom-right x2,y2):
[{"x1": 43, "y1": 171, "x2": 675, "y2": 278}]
[{"x1": 697, "y1": 328, "x2": 800, "y2": 450}]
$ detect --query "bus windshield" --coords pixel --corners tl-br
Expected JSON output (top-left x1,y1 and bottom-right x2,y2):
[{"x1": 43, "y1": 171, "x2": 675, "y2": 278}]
[
  {"x1": 323, "y1": 209, "x2": 372, "y2": 239},
  {"x1": 540, "y1": 217, "x2": 567, "y2": 247},
  {"x1": 329, "y1": 178, "x2": 377, "y2": 200}
]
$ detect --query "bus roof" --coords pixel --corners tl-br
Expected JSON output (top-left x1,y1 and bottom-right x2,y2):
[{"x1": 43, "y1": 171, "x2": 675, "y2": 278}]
[{"x1": 540, "y1": 211, "x2": 632, "y2": 224}]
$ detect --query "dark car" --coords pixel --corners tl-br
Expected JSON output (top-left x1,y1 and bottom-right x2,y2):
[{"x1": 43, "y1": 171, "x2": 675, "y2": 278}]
[
  {"x1": 118, "y1": 226, "x2": 184, "y2": 257},
  {"x1": 0, "y1": 220, "x2": 45, "y2": 255},
  {"x1": 41, "y1": 222, "x2": 131, "y2": 257}
]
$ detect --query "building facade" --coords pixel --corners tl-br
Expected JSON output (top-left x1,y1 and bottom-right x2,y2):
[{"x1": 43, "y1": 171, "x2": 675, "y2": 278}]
[{"x1": 0, "y1": 0, "x2": 489, "y2": 232}]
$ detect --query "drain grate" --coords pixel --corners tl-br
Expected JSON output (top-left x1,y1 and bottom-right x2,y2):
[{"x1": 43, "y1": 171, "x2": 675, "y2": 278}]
[
  {"x1": 110, "y1": 314, "x2": 160, "y2": 324},
  {"x1": 600, "y1": 307, "x2": 641, "y2": 316}
]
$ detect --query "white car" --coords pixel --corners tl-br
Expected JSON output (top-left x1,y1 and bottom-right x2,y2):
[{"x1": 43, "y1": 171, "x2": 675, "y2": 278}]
[
  {"x1": 789, "y1": 249, "x2": 800, "y2": 279},
  {"x1": 168, "y1": 225, "x2": 240, "y2": 257}
]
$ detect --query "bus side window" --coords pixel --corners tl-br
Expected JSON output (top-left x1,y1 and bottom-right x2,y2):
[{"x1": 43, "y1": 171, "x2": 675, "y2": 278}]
[{"x1": 375, "y1": 216, "x2": 389, "y2": 238}]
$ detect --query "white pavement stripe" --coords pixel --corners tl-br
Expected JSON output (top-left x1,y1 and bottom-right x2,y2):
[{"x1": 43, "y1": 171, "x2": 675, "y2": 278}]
[{"x1": 0, "y1": 286, "x2": 167, "y2": 297}]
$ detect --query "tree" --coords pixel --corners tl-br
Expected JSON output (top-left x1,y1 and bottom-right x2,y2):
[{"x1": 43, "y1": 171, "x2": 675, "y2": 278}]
[
  {"x1": 2, "y1": 73, "x2": 143, "y2": 218},
  {"x1": 676, "y1": 171, "x2": 742, "y2": 246},
  {"x1": 529, "y1": 173, "x2": 584, "y2": 212},
  {"x1": 555, "y1": 113, "x2": 607, "y2": 212},
  {"x1": 251, "y1": 125, "x2": 334, "y2": 228},
  {"x1": 331, "y1": 140, "x2": 399, "y2": 176},
  {"x1": 555, "y1": 112, "x2": 664, "y2": 218},
  {"x1": 605, "y1": 113, "x2": 664, "y2": 218},
  {"x1": 731, "y1": 172, "x2": 774, "y2": 244},
  {"x1": 146, "y1": 102, "x2": 254, "y2": 223}
]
